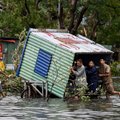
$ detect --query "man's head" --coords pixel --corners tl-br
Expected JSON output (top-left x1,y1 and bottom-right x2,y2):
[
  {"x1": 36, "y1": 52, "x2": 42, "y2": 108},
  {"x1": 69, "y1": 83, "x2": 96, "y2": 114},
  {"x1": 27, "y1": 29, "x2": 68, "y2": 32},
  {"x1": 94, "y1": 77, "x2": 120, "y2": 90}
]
[
  {"x1": 99, "y1": 59, "x2": 105, "y2": 65},
  {"x1": 76, "y1": 59, "x2": 83, "y2": 67},
  {"x1": 88, "y1": 60, "x2": 95, "y2": 67}
]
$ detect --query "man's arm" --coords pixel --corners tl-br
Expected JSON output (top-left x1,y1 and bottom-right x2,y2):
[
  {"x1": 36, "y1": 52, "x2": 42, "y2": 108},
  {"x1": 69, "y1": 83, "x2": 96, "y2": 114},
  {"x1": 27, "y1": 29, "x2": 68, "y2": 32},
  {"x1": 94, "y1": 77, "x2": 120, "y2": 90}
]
[
  {"x1": 99, "y1": 73, "x2": 110, "y2": 77},
  {"x1": 99, "y1": 65, "x2": 110, "y2": 77},
  {"x1": 72, "y1": 67, "x2": 85, "y2": 77},
  {"x1": 86, "y1": 67, "x2": 96, "y2": 75}
]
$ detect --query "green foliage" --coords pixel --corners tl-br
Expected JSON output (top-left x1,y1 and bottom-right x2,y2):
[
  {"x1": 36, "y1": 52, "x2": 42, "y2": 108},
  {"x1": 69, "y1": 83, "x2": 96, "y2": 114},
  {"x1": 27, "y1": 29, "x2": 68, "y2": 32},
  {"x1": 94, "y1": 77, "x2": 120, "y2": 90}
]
[
  {"x1": 0, "y1": 0, "x2": 60, "y2": 37},
  {"x1": 0, "y1": 70, "x2": 23, "y2": 94},
  {"x1": 65, "y1": 84, "x2": 90, "y2": 102},
  {"x1": 12, "y1": 28, "x2": 26, "y2": 71},
  {"x1": 0, "y1": 29, "x2": 26, "y2": 95},
  {"x1": 5, "y1": 77, "x2": 23, "y2": 94},
  {"x1": 0, "y1": 0, "x2": 120, "y2": 45},
  {"x1": 110, "y1": 62, "x2": 120, "y2": 76}
]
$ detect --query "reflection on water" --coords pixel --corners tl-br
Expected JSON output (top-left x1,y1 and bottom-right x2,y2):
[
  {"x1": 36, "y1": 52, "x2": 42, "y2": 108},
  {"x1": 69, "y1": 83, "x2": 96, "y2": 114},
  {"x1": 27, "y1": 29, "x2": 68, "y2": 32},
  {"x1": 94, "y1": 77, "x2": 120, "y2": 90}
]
[{"x1": 0, "y1": 79, "x2": 120, "y2": 120}]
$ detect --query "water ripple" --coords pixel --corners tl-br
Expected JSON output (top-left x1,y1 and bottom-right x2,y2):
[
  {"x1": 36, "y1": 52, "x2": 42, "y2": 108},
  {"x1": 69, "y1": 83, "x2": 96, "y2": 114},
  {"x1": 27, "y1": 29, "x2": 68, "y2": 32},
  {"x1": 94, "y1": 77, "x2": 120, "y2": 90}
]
[{"x1": 0, "y1": 95, "x2": 120, "y2": 120}]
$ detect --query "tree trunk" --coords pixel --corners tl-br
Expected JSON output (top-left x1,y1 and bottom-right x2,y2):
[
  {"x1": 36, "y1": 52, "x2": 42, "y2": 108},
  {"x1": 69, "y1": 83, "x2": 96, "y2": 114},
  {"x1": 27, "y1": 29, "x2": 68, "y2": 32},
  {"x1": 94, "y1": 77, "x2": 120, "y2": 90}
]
[
  {"x1": 58, "y1": 0, "x2": 64, "y2": 29},
  {"x1": 90, "y1": 12, "x2": 100, "y2": 41},
  {"x1": 90, "y1": 21, "x2": 99, "y2": 41},
  {"x1": 24, "y1": 0, "x2": 30, "y2": 15},
  {"x1": 35, "y1": 0, "x2": 41, "y2": 10},
  {"x1": 71, "y1": 5, "x2": 88, "y2": 35},
  {"x1": 68, "y1": 0, "x2": 78, "y2": 32}
]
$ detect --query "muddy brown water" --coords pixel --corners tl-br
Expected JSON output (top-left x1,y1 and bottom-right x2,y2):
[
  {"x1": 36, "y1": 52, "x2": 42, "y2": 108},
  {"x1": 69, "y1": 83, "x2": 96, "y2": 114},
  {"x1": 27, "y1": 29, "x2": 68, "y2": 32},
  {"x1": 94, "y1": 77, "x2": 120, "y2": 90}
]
[{"x1": 0, "y1": 78, "x2": 120, "y2": 120}]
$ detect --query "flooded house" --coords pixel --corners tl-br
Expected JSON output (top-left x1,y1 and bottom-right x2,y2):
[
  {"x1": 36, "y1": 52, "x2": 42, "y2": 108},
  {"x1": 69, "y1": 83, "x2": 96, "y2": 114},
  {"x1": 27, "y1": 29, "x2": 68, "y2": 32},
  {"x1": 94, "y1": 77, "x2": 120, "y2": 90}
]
[{"x1": 16, "y1": 28, "x2": 113, "y2": 98}]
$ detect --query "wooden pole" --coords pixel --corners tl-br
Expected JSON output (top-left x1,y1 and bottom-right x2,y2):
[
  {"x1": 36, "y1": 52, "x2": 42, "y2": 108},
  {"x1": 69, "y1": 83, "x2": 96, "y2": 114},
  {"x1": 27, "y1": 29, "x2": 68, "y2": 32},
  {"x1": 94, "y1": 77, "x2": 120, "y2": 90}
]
[
  {"x1": 45, "y1": 81, "x2": 48, "y2": 98},
  {"x1": 31, "y1": 84, "x2": 43, "y2": 97},
  {"x1": 42, "y1": 81, "x2": 44, "y2": 97}
]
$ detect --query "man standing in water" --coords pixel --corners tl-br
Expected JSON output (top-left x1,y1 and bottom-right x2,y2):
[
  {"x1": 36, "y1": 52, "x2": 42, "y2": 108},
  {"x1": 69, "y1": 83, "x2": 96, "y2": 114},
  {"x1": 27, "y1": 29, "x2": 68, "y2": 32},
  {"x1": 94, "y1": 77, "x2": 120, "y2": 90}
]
[
  {"x1": 71, "y1": 59, "x2": 87, "y2": 87},
  {"x1": 70, "y1": 59, "x2": 87, "y2": 100},
  {"x1": 99, "y1": 59, "x2": 120, "y2": 99}
]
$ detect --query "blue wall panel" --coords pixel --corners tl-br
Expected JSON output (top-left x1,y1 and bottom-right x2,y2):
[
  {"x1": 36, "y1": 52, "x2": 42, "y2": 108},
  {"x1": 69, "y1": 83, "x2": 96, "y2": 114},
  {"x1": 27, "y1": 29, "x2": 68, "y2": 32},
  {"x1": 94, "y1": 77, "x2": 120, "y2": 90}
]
[{"x1": 34, "y1": 49, "x2": 52, "y2": 78}]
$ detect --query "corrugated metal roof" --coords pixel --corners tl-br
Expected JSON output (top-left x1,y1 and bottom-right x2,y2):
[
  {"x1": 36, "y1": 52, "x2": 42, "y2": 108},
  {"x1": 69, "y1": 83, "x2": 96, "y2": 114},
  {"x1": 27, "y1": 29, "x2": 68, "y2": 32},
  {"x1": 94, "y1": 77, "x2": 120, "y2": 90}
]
[{"x1": 30, "y1": 29, "x2": 113, "y2": 53}]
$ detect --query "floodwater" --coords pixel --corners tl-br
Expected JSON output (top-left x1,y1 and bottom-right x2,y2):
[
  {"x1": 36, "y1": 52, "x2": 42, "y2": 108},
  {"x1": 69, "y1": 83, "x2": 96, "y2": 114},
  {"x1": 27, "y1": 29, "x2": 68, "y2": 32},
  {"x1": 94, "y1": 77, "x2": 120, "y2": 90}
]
[{"x1": 0, "y1": 79, "x2": 120, "y2": 120}]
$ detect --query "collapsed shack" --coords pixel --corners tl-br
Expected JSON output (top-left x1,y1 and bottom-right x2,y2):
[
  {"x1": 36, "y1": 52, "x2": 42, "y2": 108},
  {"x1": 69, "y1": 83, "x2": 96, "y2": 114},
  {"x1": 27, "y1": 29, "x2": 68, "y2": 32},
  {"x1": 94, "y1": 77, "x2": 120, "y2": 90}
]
[{"x1": 16, "y1": 28, "x2": 113, "y2": 99}]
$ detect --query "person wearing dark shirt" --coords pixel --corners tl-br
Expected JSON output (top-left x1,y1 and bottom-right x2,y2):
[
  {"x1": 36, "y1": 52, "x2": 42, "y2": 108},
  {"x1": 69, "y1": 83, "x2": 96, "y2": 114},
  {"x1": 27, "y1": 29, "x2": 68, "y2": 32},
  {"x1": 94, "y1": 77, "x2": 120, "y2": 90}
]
[{"x1": 86, "y1": 61, "x2": 99, "y2": 93}]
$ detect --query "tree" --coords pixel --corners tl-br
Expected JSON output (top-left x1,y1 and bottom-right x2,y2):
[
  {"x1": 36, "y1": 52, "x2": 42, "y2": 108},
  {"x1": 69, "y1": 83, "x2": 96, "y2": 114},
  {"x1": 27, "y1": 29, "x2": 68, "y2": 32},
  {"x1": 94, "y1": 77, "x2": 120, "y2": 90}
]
[{"x1": 0, "y1": 0, "x2": 120, "y2": 46}]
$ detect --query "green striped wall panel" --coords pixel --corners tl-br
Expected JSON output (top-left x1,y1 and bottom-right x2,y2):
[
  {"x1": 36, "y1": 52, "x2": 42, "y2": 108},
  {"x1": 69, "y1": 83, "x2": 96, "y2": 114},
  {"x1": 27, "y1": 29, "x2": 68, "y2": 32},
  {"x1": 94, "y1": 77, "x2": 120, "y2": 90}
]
[{"x1": 19, "y1": 32, "x2": 75, "y2": 98}]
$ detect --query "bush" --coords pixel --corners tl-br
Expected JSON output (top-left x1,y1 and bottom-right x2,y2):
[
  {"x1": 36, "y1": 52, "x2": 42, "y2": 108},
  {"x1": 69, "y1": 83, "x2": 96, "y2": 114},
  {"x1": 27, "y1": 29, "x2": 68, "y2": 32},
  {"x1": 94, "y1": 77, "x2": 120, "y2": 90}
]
[
  {"x1": 110, "y1": 62, "x2": 120, "y2": 76},
  {"x1": 0, "y1": 70, "x2": 23, "y2": 94}
]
